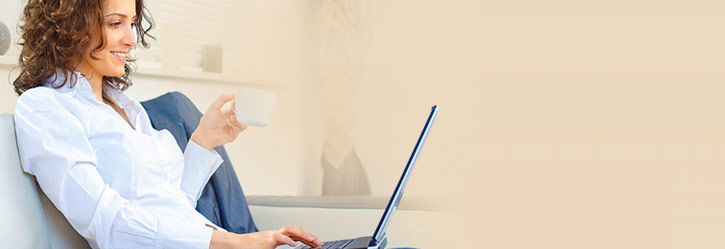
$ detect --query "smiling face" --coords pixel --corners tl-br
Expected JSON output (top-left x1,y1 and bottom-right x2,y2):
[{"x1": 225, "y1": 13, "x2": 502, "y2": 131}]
[{"x1": 76, "y1": 0, "x2": 137, "y2": 79}]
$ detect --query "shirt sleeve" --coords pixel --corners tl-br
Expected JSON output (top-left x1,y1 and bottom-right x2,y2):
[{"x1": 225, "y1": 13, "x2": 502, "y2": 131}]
[
  {"x1": 14, "y1": 91, "x2": 214, "y2": 249},
  {"x1": 180, "y1": 140, "x2": 224, "y2": 207}
]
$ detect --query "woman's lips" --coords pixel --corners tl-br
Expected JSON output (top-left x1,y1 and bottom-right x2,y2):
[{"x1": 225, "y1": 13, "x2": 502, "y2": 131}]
[{"x1": 111, "y1": 51, "x2": 127, "y2": 63}]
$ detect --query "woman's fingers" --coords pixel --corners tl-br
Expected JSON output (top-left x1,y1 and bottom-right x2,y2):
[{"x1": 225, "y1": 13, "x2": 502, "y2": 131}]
[
  {"x1": 209, "y1": 94, "x2": 235, "y2": 112},
  {"x1": 225, "y1": 116, "x2": 245, "y2": 133},
  {"x1": 273, "y1": 231, "x2": 296, "y2": 247},
  {"x1": 229, "y1": 113, "x2": 246, "y2": 130},
  {"x1": 280, "y1": 225, "x2": 323, "y2": 248},
  {"x1": 288, "y1": 235, "x2": 322, "y2": 248},
  {"x1": 224, "y1": 98, "x2": 245, "y2": 131},
  {"x1": 194, "y1": 93, "x2": 249, "y2": 149}
]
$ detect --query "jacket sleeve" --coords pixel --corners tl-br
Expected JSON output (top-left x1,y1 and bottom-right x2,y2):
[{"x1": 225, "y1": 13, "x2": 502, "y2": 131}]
[
  {"x1": 180, "y1": 140, "x2": 223, "y2": 207},
  {"x1": 14, "y1": 91, "x2": 214, "y2": 249}
]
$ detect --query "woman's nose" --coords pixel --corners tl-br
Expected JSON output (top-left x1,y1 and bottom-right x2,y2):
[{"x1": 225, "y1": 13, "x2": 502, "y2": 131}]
[{"x1": 123, "y1": 25, "x2": 138, "y2": 47}]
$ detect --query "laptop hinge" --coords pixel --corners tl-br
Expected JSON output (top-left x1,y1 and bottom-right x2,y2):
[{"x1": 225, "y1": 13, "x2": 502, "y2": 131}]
[{"x1": 367, "y1": 233, "x2": 387, "y2": 249}]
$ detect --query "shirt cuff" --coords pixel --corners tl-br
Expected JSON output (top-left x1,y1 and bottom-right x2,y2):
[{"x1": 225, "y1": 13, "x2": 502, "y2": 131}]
[
  {"x1": 156, "y1": 213, "x2": 214, "y2": 249},
  {"x1": 181, "y1": 140, "x2": 224, "y2": 203}
]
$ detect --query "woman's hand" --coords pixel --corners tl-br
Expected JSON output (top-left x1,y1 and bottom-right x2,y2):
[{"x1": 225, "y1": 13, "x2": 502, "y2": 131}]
[
  {"x1": 191, "y1": 94, "x2": 247, "y2": 150},
  {"x1": 210, "y1": 225, "x2": 323, "y2": 249}
]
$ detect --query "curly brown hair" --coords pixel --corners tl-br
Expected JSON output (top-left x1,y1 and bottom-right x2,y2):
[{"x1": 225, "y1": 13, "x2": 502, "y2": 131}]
[{"x1": 13, "y1": 0, "x2": 154, "y2": 95}]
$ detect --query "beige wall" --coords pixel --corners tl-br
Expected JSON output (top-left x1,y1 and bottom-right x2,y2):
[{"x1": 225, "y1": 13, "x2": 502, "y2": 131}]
[
  {"x1": 0, "y1": 68, "x2": 17, "y2": 114},
  {"x1": 463, "y1": 0, "x2": 725, "y2": 248},
  {"x1": 353, "y1": 0, "x2": 477, "y2": 200}
]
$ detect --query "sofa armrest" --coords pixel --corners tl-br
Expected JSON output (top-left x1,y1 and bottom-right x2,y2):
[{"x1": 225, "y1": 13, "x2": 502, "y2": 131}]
[{"x1": 246, "y1": 195, "x2": 459, "y2": 248}]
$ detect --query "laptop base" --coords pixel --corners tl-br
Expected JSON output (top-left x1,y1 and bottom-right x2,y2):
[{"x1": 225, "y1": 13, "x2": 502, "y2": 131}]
[{"x1": 281, "y1": 235, "x2": 386, "y2": 249}]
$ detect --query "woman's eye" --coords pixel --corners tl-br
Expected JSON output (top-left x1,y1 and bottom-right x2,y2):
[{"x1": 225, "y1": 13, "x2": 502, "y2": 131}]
[{"x1": 109, "y1": 22, "x2": 122, "y2": 28}]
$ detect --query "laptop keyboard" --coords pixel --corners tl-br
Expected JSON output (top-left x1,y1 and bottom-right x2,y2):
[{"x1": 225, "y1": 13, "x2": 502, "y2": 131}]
[{"x1": 292, "y1": 238, "x2": 353, "y2": 249}]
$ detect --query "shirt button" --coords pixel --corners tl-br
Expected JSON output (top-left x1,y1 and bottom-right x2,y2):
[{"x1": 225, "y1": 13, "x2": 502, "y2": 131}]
[{"x1": 162, "y1": 173, "x2": 169, "y2": 181}]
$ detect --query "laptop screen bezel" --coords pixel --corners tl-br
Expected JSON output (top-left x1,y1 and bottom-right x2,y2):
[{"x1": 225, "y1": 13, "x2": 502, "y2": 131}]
[{"x1": 372, "y1": 105, "x2": 438, "y2": 243}]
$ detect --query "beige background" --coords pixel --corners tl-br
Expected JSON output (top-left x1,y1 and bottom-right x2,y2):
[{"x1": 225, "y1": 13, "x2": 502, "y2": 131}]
[
  {"x1": 2, "y1": 0, "x2": 725, "y2": 248},
  {"x1": 464, "y1": 0, "x2": 725, "y2": 248}
]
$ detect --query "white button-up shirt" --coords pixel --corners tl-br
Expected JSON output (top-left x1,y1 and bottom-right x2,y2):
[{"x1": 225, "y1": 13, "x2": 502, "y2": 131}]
[{"x1": 14, "y1": 72, "x2": 224, "y2": 249}]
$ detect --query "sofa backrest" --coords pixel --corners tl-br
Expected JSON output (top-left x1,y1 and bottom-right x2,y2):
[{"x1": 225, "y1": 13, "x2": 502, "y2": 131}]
[{"x1": 0, "y1": 114, "x2": 90, "y2": 249}]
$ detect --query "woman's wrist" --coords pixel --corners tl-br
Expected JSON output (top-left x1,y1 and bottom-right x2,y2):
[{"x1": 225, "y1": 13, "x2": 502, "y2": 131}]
[
  {"x1": 190, "y1": 131, "x2": 215, "y2": 151},
  {"x1": 209, "y1": 230, "x2": 234, "y2": 249}
]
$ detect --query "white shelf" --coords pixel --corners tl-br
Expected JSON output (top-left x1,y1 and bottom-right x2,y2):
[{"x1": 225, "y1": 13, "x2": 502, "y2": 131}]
[
  {"x1": 134, "y1": 67, "x2": 254, "y2": 85},
  {"x1": 0, "y1": 56, "x2": 266, "y2": 86}
]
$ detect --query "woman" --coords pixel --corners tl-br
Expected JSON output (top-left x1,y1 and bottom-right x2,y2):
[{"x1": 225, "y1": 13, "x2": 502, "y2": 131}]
[{"x1": 12, "y1": 0, "x2": 322, "y2": 248}]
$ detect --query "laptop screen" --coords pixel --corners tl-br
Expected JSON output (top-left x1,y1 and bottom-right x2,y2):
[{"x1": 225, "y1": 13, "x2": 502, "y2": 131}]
[{"x1": 372, "y1": 105, "x2": 438, "y2": 243}]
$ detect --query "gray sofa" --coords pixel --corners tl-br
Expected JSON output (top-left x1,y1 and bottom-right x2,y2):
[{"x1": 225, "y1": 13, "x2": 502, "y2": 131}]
[
  {"x1": 1, "y1": 113, "x2": 89, "y2": 248},
  {"x1": 0, "y1": 114, "x2": 454, "y2": 248}
]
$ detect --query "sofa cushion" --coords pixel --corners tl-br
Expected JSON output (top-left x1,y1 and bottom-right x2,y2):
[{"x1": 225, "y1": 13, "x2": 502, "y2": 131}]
[
  {"x1": 246, "y1": 195, "x2": 452, "y2": 211},
  {"x1": 1, "y1": 114, "x2": 90, "y2": 249},
  {"x1": 0, "y1": 114, "x2": 51, "y2": 248}
]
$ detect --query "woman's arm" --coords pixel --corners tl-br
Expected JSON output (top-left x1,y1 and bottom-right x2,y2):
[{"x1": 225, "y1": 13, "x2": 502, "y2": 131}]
[
  {"x1": 181, "y1": 95, "x2": 322, "y2": 249},
  {"x1": 15, "y1": 91, "x2": 214, "y2": 249},
  {"x1": 180, "y1": 139, "x2": 224, "y2": 206},
  {"x1": 178, "y1": 94, "x2": 245, "y2": 206}
]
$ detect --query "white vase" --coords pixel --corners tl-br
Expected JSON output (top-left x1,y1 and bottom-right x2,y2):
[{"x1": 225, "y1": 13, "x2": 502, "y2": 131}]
[{"x1": 0, "y1": 21, "x2": 9, "y2": 56}]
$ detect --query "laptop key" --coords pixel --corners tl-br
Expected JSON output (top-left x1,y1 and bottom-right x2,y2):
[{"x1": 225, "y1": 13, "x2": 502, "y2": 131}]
[
  {"x1": 293, "y1": 239, "x2": 353, "y2": 249},
  {"x1": 322, "y1": 239, "x2": 353, "y2": 249}
]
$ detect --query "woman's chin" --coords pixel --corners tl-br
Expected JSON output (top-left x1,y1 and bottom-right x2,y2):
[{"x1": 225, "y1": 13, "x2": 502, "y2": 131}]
[{"x1": 109, "y1": 69, "x2": 125, "y2": 77}]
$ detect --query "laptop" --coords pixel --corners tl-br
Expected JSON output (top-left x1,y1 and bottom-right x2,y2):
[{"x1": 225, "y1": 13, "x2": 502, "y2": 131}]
[{"x1": 278, "y1": 105, "x2": 438, "y2": 249}]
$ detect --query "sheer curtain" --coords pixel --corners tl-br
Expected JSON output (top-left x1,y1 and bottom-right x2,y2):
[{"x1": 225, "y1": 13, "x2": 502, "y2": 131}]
[{"x1": 312, "y1": 0, "x2": 371, "y2": 195}]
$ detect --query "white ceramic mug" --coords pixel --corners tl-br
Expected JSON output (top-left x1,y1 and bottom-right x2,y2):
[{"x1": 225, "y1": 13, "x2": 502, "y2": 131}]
[{"x1": 235, "y1": 88, "x2": 277, "y2": 127}]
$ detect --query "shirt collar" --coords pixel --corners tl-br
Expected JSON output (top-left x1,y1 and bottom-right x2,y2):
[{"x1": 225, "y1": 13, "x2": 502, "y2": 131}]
[
  {"x1": 44, "y1": 70, "x2": 134, "y2": 106},
  {"x1": 43, "y1": 70, "x2": 88, "y2": 98},
  {"x1": 107, "y1": 85, "x2": 134, "y2": 109},
  {"x1": 103, "y1": 80, "x2": 144, "y2": 130},
  {"x1": 43, "y1": 70, "x2": 144, "y2": 127}
]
